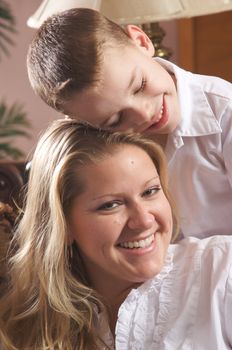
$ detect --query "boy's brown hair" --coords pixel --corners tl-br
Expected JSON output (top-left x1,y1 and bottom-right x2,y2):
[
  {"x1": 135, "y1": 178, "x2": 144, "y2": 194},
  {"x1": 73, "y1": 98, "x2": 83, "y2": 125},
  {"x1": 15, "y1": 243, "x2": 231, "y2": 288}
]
[{"x1": 27, "y1": 8, "x2": 131, "y2": 114}]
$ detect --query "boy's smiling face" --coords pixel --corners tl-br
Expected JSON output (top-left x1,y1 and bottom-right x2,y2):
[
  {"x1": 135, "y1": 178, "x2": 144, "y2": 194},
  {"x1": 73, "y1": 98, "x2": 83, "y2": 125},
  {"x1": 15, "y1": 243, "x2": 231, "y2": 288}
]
[{"x1": 65, "y1": 26, "x2": 181, "y2": 136}]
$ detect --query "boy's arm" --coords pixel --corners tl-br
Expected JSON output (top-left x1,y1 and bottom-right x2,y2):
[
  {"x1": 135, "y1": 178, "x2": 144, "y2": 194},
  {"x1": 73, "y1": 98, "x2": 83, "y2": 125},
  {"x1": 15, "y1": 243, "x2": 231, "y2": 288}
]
[
  {"x1": 224, "y1": 260, "x2": 232, "y2": 346},
  {"x1": 221, "y1": 101, "x2": 232, "y2": 189}
]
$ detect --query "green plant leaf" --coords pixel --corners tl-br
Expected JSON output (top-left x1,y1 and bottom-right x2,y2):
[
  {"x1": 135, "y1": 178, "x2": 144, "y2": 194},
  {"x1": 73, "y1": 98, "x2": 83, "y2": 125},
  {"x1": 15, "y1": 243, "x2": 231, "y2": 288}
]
[
  {"x1": 0, "y1": 101, "x2": 31, "y2": 160},
  {"x1": 0, "y1": 3, "x2": 31, "y2": 160},
  {"x1": 0, "y1": 0, "x2": 16, "y2": 60},
  {"x1": 0, "y1": 0, "x2": 14, "y2": 21},
  {"x1": 0, "y1": 21, "x2": 16, "y2": 32},
  {"x1": 0, "y1": 101, "x2": 31, "y2": 128},
  {"x1": 0, "y1": 129, "x2": 31, "y2": 138},
  {"x1": 0, "y1": 142, "x2": 24, "y2": 160}
]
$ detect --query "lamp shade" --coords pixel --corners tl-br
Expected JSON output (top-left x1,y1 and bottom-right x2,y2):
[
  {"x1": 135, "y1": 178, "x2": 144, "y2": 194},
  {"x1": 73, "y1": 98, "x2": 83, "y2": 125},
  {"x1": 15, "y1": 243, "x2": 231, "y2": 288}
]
[
  {"x1": 101, "y1": 0, "x2": 232, "y2": 25},
  {"x1": 28, "y1": 0, "x2": 232, "y2": 28},
  {"x1": 27, "y1": 0, "x2": 102, "y2": 28}
]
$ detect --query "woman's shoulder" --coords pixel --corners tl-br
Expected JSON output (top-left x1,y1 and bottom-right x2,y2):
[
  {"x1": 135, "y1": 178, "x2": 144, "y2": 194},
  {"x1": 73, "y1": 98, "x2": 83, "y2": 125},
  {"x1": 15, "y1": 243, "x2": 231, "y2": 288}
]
[{"x1": 115, "y1": 236, "x2": 232, "y2": 348}]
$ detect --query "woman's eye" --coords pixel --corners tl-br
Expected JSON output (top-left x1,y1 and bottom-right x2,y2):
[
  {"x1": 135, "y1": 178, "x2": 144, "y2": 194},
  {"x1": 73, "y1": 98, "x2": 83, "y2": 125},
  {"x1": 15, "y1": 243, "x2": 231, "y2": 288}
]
[
  {"x1": 108, "y1": 113, "x2": 122, "y2": 129},
  {"x1": 142, "y1": 186, "x2": 161, "y2": 197},
  {"x1": 134, "y1": 78, "x2": 146, "y2": 94},
  {"x1": 97, "y1": 201, "x2": 121, "y2": 211}
]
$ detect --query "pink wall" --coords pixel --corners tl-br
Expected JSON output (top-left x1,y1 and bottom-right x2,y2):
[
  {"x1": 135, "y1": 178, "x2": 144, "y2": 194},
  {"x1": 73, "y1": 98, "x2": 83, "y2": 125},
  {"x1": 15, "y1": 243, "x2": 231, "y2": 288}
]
[
  {"x1": 0, "y1": 1, "x2": 179, "y2": 156},
  {"x1": 0, "y1": 0, "x2": 62, "y2": 157}
]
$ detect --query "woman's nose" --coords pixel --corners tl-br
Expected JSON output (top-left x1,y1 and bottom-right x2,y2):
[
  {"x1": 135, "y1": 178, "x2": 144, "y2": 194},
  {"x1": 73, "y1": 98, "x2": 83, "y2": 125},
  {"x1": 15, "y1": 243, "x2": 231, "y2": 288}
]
[{"x1": 127, "y1": 204, "x2": 155, "y2": 230}]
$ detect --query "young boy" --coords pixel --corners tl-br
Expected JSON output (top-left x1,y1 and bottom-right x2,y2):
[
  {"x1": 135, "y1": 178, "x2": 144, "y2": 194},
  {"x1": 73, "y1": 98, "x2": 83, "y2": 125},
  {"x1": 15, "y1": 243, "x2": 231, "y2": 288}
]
[{"x1": 27, "y1": 8, "x2": 232, "y2": 239}]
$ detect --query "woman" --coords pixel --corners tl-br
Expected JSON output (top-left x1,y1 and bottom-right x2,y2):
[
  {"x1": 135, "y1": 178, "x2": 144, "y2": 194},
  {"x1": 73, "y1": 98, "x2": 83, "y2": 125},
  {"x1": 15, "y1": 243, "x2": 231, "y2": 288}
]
[{"x1": 0, "y1": 119, "x2": 231, "y2": 349}]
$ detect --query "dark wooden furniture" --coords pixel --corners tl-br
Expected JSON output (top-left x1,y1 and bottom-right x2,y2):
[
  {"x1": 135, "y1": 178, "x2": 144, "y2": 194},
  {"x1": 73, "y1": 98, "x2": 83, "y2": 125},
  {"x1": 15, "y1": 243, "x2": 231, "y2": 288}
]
[
  {"x1": 0, "y1": 163, "x2": 26, "y2": 289},
  {"x1": 0, "y1": 161, "x2": 28, "y2": 208},
  {"x1": 178, "y1": 10, "x2": 232, "y2": 82}
]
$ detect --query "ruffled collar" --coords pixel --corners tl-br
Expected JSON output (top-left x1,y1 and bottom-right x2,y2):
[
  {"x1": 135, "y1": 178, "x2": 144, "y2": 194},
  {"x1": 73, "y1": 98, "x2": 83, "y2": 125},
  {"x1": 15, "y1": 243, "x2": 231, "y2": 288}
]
[{"x1": 115, "y1": 251, "x2": 174, "y2": 349}]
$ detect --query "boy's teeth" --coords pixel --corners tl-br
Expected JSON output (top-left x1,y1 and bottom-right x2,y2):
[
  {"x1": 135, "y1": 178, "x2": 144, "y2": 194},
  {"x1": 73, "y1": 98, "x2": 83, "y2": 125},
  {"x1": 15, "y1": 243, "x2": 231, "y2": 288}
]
[
  {"x1": 119, "y1": 234, "x2": 154, "y2": 249},
  {"x1": 154, "y1": 106, "x2": 164, "y2": 124}
]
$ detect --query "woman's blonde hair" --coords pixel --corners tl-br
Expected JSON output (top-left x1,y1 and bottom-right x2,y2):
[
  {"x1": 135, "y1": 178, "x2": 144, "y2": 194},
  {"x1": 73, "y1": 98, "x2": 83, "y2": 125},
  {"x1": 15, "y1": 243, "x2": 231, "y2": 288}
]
[{"x1": 0, "y1": 119, "x2": 178, "y2": 349}]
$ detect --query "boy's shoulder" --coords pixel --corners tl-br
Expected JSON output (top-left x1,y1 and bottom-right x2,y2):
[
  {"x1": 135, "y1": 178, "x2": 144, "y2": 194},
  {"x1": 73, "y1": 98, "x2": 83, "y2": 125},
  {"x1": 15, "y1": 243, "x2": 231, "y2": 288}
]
[
  {"x1": 155, "y1": 57, "x2": 232, "y2": 98},
  {"x1": 172, "y1": 235, "x2": 232, "y2": 263},
  {"x1": 193, "y1": 72, "x2": 232, "y2": 98}
]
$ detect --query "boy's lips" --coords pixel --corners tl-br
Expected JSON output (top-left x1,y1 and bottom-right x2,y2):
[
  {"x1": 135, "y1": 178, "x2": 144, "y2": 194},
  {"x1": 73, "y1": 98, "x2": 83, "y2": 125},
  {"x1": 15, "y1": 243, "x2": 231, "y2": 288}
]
[{"x1": 145, "y1": 100, "x2": 168, "y2": 133}]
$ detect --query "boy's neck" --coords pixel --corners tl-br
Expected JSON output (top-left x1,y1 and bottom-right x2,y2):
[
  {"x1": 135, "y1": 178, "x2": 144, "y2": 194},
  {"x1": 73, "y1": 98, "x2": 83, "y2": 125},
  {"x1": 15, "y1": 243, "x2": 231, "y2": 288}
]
[{"x1": 149, "y1": 134, "x2": 168, "y2": 149}]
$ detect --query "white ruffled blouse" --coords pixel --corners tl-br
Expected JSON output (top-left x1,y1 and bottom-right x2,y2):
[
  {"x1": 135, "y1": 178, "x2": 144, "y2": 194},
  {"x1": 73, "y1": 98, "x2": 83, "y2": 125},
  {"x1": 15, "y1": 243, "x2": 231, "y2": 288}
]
[{"x1": 100, "y1": 236, "x2": 232, "y2": 350}]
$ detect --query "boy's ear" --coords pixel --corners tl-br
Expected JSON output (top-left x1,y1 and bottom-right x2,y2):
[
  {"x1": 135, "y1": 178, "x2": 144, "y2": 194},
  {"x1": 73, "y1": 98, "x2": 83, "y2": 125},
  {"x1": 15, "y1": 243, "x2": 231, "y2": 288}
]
[{"x1": 125, "y1": 24, "x2": 155, "y2": 56}]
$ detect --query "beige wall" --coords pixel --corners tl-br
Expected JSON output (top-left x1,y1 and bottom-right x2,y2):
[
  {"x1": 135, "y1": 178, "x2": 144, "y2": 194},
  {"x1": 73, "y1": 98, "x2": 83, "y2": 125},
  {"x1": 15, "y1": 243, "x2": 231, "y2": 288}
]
[{"x1": 0, "y1": 1, "x2": 179, "y2": 156}]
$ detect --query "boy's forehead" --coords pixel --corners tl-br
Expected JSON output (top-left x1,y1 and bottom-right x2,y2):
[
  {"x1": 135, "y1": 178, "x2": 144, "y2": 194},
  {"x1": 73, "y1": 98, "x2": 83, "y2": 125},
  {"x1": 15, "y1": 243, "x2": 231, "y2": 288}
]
[
  {"x1": 101, "y1": 51, "x2": 141, "y2": 95},
  {"x1": 65, "y1": 45, "x2": 143, "y2": 123},
  {"x1": 64, "y1": 86, "x2": 121, "y2": 125}
]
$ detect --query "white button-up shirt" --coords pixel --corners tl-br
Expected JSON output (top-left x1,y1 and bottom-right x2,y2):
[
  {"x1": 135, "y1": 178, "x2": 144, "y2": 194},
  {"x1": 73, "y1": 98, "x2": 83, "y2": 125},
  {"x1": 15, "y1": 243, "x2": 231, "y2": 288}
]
[
  {"x1": 114, "y1": 236, "x2": 232, "y2": 349},
  {"x1": 156, "y1": 58, "x2": 232, "y2": 238}
]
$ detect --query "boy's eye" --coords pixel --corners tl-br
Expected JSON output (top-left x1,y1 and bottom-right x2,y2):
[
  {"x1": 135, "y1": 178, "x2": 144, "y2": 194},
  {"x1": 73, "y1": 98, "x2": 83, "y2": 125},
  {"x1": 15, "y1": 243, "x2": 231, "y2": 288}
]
[
  {"x1": 142, "y1": 185, "x2": 161, "y2": 198},
  {"x1": 97, "y1": 200, "x2": 122, "y2": 211},
  {"x1": 134, "y1": 78, "x2": 146, "y2": 95}
]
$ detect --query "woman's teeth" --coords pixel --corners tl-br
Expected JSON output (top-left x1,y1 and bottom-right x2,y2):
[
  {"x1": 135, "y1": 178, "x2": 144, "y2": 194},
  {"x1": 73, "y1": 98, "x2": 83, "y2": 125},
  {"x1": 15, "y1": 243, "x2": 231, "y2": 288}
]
[{"x1": 119, "y1": 234, "x2": 154, "y2": 249}]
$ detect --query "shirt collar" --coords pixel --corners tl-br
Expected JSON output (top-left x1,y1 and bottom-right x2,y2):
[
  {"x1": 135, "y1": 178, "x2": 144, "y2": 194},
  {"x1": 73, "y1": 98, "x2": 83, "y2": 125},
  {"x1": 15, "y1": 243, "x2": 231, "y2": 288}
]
[{"x1": 154, "y1": 57, "x2": 225, "y2": 137}]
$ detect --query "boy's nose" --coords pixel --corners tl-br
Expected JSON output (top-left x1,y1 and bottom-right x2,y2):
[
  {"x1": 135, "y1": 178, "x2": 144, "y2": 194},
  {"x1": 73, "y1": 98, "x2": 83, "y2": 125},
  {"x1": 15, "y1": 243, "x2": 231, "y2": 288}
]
[
  {"x1": 128, "y1": 101, "x2": 154, "y2": 128},
  {"x1": 127, "y1": 204, "x2": 155, "y2": 231}
]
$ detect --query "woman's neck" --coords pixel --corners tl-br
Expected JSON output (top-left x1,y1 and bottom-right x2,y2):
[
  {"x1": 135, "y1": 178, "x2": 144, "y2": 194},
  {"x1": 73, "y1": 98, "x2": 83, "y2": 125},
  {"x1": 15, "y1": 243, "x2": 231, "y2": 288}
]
[{"x1": 104, "y1": 282, "x2": 141, "y2": 335}]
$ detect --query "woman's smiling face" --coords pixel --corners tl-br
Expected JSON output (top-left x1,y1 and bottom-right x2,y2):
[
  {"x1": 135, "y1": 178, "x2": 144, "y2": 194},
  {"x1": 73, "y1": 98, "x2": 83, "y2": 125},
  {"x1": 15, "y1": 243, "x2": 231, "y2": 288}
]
[{"x1": 68, "y1": 144, "x2": 173, "y2": 293}]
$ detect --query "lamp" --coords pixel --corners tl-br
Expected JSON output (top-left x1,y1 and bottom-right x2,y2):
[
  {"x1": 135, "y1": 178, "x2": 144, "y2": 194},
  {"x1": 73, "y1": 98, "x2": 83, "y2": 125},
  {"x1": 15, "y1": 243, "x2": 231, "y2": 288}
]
[
  {"x1": 28, "y1": 0, "x2": 232, "y2": 59},
  {"x1": 27, "y1": 0, "x2": 102, "y2": 28}
]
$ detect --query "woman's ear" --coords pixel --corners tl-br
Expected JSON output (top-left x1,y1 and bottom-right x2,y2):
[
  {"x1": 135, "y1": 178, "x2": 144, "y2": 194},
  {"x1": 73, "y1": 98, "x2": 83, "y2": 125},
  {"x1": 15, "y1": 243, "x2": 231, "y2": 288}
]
[{"x1": 125, "y1": 24, "x2": 155, "y2": 57}]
